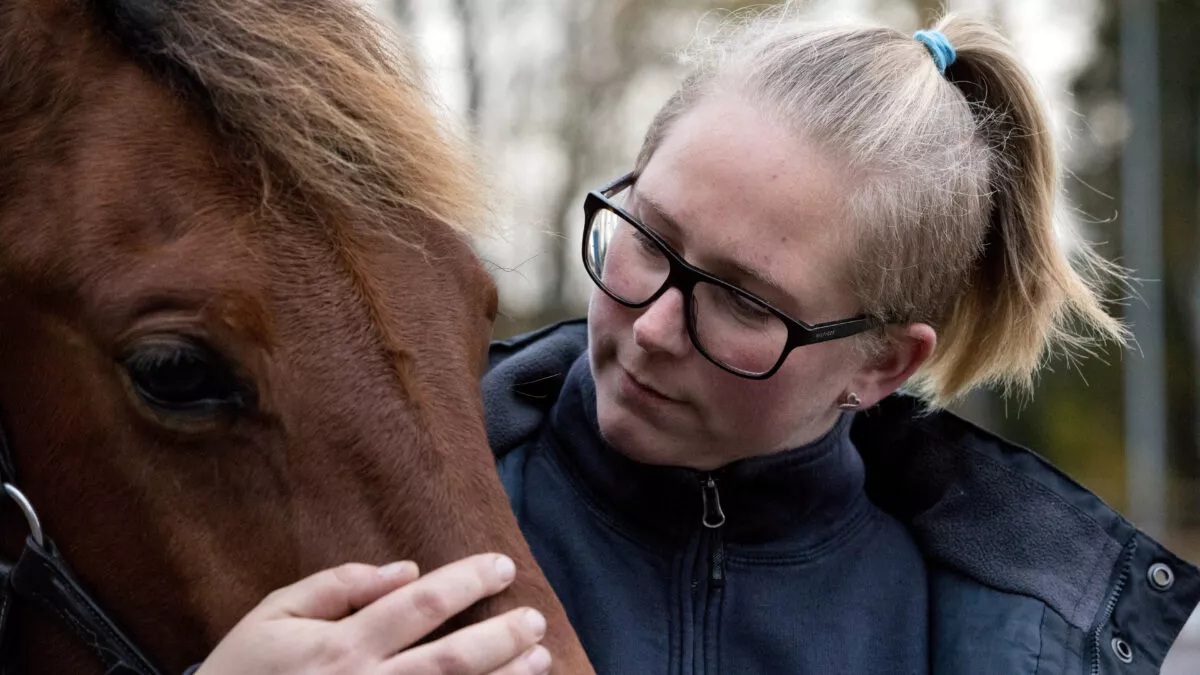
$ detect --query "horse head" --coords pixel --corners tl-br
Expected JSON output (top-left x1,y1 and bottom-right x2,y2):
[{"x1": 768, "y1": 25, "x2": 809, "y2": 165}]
[{"x1": 0, "y1": 0, "x2": 590, "y2": 671}]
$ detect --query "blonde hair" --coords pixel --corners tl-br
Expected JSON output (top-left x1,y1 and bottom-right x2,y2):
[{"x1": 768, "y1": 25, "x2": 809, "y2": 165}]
[{"x1": 636, "y1": 9, "x2": 1127, "y2": 407}]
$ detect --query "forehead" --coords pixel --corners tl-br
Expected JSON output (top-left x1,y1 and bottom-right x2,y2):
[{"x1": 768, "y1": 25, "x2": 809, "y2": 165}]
[
  {"x1": 636, "y1": 94, "x2": 854, "y2": 314},
  {"x1": 0, "y1": 54, "x2": 468, "y2": 354}
]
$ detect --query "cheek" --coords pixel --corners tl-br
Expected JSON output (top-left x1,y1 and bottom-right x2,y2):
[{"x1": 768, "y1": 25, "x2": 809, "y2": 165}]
[
  {"x1": 704, "y1": 347, "x2": 849, "y2": 425},
  {"x1": 587, "y1": 291, "x2": 627, "y2": 356},
  {"x1": 708, "y1": 370, "x2": 797, "y2": 422}
]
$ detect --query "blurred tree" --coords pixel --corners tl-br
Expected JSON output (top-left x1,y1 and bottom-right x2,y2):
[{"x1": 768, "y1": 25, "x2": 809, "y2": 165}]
[
  {"x1": 391, "y1": 0, "x2": 412, "y2": 29},
  {"x1": 449, "y1": 0, "x2": 762, "y2": 336},
  {"x1": 450, "y1": 0, "x2": 482, "y2": 131},
  {"x1": 1055, "y1": 0, "x2": 1200, "y2": 535}
]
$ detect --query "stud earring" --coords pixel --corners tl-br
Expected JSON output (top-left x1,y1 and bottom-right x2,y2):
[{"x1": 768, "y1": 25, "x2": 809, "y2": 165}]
[{"x1": 837, "y1": 392, "x2": 861, "y2": 411}]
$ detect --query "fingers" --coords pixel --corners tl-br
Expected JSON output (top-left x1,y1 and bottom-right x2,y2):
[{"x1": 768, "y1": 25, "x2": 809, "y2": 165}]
[
  {"x1": 258, "y1": 561, "x2": 420, "y2": 621},
  {"x1": 490, "y1": 647, "x2": 553, "y2": 675},
  {"x1": 346, "y1": 553, "x2": 517, "y2": 654},
  {"x1": 380, "y1": 608, "x2": 551, "y2": 675}
]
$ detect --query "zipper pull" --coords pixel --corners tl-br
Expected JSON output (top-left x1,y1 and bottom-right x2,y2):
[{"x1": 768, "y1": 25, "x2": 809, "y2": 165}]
[
  {"x1": 701, "y1": 475, "x2": 725, "y2": 529},
  {"x1": 701, "y1": 475, "x2": 727, "y2": 587}
]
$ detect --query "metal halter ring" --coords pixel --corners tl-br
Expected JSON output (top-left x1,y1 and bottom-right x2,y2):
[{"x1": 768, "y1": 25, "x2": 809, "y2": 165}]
[{"x1": 3, "y1": 483, "x2": 45, "y2": 547}]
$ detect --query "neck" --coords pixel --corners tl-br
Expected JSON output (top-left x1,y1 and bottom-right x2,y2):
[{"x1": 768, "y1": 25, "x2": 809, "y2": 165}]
[
  {"x1": 551, "y1": 355, "x2": 868, "y2": 547},
  {"x1": 663, "y1": 410, "x2": 846, "y2": 472}
]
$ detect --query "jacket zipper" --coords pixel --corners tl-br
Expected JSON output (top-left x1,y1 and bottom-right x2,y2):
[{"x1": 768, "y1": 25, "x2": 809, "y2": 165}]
[
  {"x1": 1089, "y1": 538, "x2": 1136, "y2": 675},
  {"x1": 701, "y1": 474, "x2": 725, "y2": 586},
  {"x1": 696, "y1": 473, "x2": 727, "y2": 674}
]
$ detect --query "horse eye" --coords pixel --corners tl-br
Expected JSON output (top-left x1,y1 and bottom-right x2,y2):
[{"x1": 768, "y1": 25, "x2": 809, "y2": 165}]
[{"x1": 121, "y1": 338, "x2": 250, "y2": 417}]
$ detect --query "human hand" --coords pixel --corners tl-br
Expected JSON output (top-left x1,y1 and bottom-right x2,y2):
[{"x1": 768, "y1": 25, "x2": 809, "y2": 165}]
[{"x1": 195, "y1": 553, "x2": 551, "y2": 674}]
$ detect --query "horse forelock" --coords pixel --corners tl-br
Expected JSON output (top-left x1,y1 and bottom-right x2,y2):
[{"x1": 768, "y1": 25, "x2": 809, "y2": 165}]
[{"x1": 86, "y1": 0, "x2": 489, "y2": 241}]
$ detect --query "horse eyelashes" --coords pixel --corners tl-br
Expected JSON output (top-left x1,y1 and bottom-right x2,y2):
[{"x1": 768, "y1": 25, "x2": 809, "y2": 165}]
[{"x1": 120, "y1": 337, "x2": 250, "y2": 415}]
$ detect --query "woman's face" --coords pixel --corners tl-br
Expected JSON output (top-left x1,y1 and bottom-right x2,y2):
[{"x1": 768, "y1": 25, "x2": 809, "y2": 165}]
[{"x1": 588, "y1": 93, "x2": 874, "y2": 470}]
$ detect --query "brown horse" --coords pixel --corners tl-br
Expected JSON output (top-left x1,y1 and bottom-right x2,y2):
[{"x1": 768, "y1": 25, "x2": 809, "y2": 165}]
[{"x1": 0, "y1": 0, "x2": 591, "y2": 672}]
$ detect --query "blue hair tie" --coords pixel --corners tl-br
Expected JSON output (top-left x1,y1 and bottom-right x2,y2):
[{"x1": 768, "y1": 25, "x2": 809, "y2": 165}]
[{"x1": 913, "y1": 29, "x2": 956, "y2": 75}]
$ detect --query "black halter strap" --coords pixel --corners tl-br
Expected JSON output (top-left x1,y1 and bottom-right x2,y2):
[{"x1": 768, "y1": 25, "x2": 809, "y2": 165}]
[
  {"x1": 0, "y1": 419, "x2": 14, "y2": 488},
  {"x1": 0, "y1": 412, "x2": 164, "y2": 675}
]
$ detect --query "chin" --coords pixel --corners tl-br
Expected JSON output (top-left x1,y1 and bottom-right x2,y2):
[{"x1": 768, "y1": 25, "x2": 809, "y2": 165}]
[
  {"x1": 594, "y1": 381, "x2": 643, "y2": 451},
  {"x1": 588, "y1": 331, "x2": 704, "y2": 467},
  {"x1": 596, "y1": 393, "x2": 714, "y2": 469},
  {"x1": 594, "y1": 382, "x2": 668, "y2": 465}
]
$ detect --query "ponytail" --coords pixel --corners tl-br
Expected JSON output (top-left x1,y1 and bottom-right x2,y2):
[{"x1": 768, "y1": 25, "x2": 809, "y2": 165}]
[{"x1": 908, "y1": 15, "x2": 1128, "y2": 403}]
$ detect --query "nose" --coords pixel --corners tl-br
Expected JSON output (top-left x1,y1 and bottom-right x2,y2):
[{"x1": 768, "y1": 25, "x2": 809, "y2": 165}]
[{"x1": 632, "y1": 287, "x2": 691, "y2": 357}]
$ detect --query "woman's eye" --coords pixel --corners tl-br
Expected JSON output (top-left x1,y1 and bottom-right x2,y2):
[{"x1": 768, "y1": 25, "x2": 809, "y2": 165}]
[
  {"x1": 631, "y1": 228, "x2": 661, "y2": 254},
  {"x1": 722, "y1": 289, "x2": 772, "y2": 321},
  {"x1": 121, "y1": 339, "x2": 249, "y2": 416}
]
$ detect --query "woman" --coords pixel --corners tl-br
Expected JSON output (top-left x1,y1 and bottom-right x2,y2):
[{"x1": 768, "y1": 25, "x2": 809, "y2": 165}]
[{"x1": 197, "y1": 9, "x2": 1200, "y2": 675}]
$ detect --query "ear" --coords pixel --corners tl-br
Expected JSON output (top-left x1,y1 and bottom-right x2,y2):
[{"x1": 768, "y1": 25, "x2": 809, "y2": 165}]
[{"x1": 847, "y1": 323, "x2": 936, "y2": 408}]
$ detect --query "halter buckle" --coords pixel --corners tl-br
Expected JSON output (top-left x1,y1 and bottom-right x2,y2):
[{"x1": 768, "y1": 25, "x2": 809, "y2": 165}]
[{"x1": 2, "y1": 483, "x2": 44, "y2": 547}]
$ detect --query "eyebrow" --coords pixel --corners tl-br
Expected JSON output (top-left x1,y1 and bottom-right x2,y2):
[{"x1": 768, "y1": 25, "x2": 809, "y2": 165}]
[{"x1": 633, "y1": 189, "x2": 796, "y2": 308}]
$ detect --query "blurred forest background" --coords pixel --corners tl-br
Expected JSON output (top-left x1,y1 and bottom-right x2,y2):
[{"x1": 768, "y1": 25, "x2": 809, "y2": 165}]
[{"x1": 374, "y1": 0, "x2": 1199, "y2": 662}]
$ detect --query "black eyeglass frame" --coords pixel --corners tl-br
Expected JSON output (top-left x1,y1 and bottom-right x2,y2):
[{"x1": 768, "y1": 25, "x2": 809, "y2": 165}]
[{"x1": 582, "y1": 172, "x2": 880, "y2": 380}]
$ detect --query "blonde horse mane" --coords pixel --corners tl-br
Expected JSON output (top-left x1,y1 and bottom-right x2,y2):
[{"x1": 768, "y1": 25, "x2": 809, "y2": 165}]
[{"x1": 122, "y1": 0, "x2": 486, "y2": 238}]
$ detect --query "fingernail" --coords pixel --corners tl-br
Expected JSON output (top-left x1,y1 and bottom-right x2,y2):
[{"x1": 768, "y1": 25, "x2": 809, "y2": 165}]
[
  {"x1": 494, "y1": 555, "x2": 516, "y2": 582},
  {"x1": 524, "y1": 609, "x2": 546, "y2": 636},
  {"x1": 526, "y1": 645, "x2": 551, "y2": 673},
  {"x1": 378, "y1": 561, "x2": 417, "y2": 579}
]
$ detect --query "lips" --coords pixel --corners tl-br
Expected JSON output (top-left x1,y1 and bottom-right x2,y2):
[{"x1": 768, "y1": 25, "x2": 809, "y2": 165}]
[{"x1": 622, "y1": 367, "x2": 675, "y2": 402}]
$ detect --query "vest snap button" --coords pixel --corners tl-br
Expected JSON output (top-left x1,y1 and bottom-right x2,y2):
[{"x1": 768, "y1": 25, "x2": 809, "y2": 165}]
[
  {"x1": 1111, "y1": 637, "x2": 1133, "y2": 664},
  {"x1": 1148, "y1": 562, "x2": 1174, "y2": 591}
]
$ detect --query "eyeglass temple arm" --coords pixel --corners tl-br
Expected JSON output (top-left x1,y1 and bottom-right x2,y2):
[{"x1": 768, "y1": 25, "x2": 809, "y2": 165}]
[
  {"x1": 598, "y1": 172, "x2": 637, "y2": 197},
  {"x1": 795, "y1": 315, "x2": 880, "y2": 345}
]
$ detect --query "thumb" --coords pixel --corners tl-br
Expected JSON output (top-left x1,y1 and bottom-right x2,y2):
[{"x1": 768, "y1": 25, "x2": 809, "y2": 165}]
[{"x1": 259, "y1": 561, "x2": 420, "y2": 621}]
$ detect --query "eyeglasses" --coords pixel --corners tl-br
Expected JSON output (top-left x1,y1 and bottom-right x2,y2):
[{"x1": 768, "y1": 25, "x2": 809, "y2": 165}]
[{"x1": 582, "y1": 172, "x2": 879, "y2": 379}]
